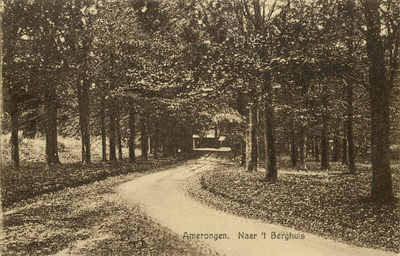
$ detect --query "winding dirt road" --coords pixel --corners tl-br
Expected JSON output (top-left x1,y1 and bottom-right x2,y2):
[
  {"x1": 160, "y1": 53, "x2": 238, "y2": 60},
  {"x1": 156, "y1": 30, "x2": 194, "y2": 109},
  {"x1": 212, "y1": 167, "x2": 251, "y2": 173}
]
[{"x1": 117, "y1": 158, "x2": 396, "y2": 256}]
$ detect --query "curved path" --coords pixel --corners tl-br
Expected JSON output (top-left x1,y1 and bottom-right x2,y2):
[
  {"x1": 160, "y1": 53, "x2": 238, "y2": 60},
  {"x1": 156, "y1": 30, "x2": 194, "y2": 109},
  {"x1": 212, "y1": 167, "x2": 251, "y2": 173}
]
[{"x1": 117, "y1": 159, "x2": 396, "y2": 256}]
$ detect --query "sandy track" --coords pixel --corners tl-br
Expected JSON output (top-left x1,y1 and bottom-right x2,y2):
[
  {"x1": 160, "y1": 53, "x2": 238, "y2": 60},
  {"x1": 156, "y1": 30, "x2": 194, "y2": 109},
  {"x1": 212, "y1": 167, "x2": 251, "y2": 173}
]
[{"x1": 117, "y1": 159, "x2": 396, "y2": 256}]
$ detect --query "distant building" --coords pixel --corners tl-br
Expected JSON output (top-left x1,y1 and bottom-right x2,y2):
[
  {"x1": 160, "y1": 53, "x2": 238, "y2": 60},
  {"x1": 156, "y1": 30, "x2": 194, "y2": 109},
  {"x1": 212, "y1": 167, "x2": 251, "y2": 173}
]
[{"x1": 192, "y1": 129, "x2": 227, "y2": 149}]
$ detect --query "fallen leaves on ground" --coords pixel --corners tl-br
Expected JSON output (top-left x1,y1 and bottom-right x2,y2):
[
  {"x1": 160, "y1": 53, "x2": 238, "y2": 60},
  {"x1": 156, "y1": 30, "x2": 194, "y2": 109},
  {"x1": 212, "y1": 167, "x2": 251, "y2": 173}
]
[
  {"x1": 2, "y1": 160, "x2": 221, "y2": 256},
  {"x1": 188, "y1": 161, "x2": 399, "y2": 253},
  {"x1": 1, "y1": 160, "x2": 174, "y2": 208}
]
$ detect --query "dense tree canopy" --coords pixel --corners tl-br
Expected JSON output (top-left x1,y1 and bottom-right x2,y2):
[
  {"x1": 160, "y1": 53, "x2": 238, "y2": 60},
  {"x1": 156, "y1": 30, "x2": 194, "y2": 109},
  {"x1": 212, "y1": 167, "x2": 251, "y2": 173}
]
[{"x1": 2, "y1": 0, "x2": 399, "y2": 204}]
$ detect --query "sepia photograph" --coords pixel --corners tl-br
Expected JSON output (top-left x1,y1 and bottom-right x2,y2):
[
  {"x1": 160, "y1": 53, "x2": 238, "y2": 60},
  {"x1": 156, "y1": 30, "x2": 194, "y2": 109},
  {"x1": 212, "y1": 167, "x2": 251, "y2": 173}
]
[{"x1": 0, "y1": 0, "x2": 399, "y2": 255}]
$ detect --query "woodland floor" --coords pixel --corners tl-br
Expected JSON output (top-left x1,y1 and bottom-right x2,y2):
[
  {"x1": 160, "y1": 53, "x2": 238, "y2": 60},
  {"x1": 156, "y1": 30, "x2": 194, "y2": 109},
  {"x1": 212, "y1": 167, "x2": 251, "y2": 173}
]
[
  {"x1": 1, "y1": 135, "x2": 398, "y2": 255},
  {"x1": 1, "y1": 159, "x2": 221, "y2": 256},
  {"x1": 0, "y1": 135, "x2": 221, "y2": 255},
  {"x1": 188, "y1": 155, "x2": 400, "y2": 253},
  {"x1": 118, "y1": 154, "x2": 397, "y2": 256}
]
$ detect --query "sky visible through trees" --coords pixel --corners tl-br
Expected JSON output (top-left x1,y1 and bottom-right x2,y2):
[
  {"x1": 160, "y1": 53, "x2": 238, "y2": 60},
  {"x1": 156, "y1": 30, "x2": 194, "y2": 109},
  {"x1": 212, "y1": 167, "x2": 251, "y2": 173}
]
[{"x1": 1, "y1": 0, "x2": 399, "y2": 205}]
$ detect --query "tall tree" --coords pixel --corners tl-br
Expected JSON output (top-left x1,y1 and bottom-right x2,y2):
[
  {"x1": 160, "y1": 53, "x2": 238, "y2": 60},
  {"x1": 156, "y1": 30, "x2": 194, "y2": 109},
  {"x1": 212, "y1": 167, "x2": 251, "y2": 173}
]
[
  {"x1": 74, "y1": 3, "x2": 99, "y2": 165},
  {"x1": 363, "y1": 0, "x2": 398, "y2": 202}
]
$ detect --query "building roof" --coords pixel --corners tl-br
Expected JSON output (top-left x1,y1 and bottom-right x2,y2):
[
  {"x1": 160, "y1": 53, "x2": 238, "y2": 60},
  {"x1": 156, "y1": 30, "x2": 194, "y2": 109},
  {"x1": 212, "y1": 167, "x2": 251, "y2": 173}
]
[{"x1": 193, "y1": 129, "x2": 226, "y2": 141}]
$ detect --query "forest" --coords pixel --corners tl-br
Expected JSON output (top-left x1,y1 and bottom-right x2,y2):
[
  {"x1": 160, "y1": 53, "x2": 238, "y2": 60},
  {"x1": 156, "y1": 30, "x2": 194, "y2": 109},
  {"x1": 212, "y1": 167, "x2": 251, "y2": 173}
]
[
  {"x1": 0, "y1": 0, "x2": 399, "y2": 254},
  {"x1": 3, "y1": 0, "x2": 399, "y2": 200}
]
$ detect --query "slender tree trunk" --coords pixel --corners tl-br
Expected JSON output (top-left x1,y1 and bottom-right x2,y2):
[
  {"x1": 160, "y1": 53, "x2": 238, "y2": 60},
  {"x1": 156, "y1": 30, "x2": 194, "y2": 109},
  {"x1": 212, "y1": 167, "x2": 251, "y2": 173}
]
[
  {"x1": 154, "y1": 124, "x2": 159, "y2": 159},
  {"x1": 245, "y1": 101, "x2": 256, "y2": 172},
  {"x1": 315, "y1": 136, "x2": 320, "y2": 162},
  {"x1": 364, "y1": 0, "x2": 394, "y2": 202},
  {"x1": 265, "y1": 92, "x2": 277, "y2": 181},
  {"x1": 311, "y1": 135, "x2": 315, "y2": 157},
  {"x1": 257, "y1": 108, "x2": 262, "y2": 170},
  {"x1": 344, "y1": 1, "x2": 356, "y2": 174},
  {"x1": 299, "y1": 124, "x2": 307, "y2": 170},
  {"x1": 321, "y1": 127, "x2": 329, "y2": 169},
  {"x1": 116, "y1": 104, "x2": 123, "y2": 161},
  {"x1": 45, "y1": 84, "x2": 60, "y2": 165},
  {"x1": 342, "y1": 136, "x2": 348, "y2": 165},
  {"x1": 264, "y1": 111, "x2": 268, "y2": 170},
  {"x1": 108, "y1": 50, "x2": 117, "y2": 163},
  {"x1": 78, "y1": 79, "x2": 91, "y2": 164},
  {"x1": 10, "y1": 99, "x2": 19, "y2": 169},
  {"x1": 45, "y1": 104, "x2": 60, "y2": 164},
  {"x1": 346, "y1": 81, "x2": 356, "y2": 174},
  {"x1": 109, "y1": 97, "x2": 117, "y2": 162},
  {"x1": 141, "y1": 115, "x2": 148, "y2": 160},
  {"x1": 252, "y1": 103, "x2": 258, "y2": 171},
  {"x1": 321, "y1": 87, "x2": 329, "y2": 170},
  {"x1": 83, "y1": 80, "x2": 91, "y2": 164},
  {"x1": 214, "y1": 124, "x2": 219, "y2": 149},
  {"x1": 100, "y1": 94, "x2": 107, "y2": 162},
  {"x1": 291, "y1": 122, "x2": 298, "y2": 167},
  {"x1": 128, "y1": 104, "x2": 136, "y2": 163},
  {"x1": 236, "y1": 92, "x2": 247, "y2": 166}
]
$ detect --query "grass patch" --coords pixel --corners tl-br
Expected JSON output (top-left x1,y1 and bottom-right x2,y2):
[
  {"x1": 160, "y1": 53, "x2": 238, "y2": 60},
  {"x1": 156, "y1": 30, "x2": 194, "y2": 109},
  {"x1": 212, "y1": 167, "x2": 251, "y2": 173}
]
[
  {"x1": 2, "y1": 160, "x2": 221, "y2": 256},
  {"x1": 189, "y1": 160, "x2": 399, "y2": 253}
]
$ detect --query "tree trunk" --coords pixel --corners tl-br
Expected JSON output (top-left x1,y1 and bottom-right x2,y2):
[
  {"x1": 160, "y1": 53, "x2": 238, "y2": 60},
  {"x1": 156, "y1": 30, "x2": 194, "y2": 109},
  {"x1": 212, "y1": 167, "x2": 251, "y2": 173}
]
[
  {"x1": 332, "y1": 133, "x2": 339, "y2": 162},
  {"x1": 10, "y1": 99, "x2": 19, "y2": 169},
  {"x1": 245, "y1": 102, "x2": 256, "y2": 172},
  {"x1": 291, "y1": 123, "x2": 298, "y2": 167},
  {"x1": 315, "y1": 136, "x2": 320, "y2": 162},
  {"x1": 343, "y1": 1, "x2": 356, "y2": 173},
  {"x1": 346, "y1": 81, "x2": 356, "y2": 174},
  {"x1": 214, "y1": 124, "x2": 219, "y2": 149},
  {"x1": 109, "y1": 97, "x2": 117, "y2": 162},
  {"x1": 141, "y1": 115, "x2": 148, "y2": 160},
  {"x1": 128, "y1": 104, "x2": 136, "y2": 163},
  {"x1": 321, "y1": 87, "x2": 330, "y2": 170},
  {"x1": 45, "y1": 84, "x2": 60, "y2": 165},
  {"x1": 45, "y1": 103, "x2": 60, "y2": 164},
  {"x1": 364, "y1": 0, "x2": 394, "y2": 203},
  {"x1": 299, "y1": 125, "x2": 307, "y2": 170},
  {"x1": 100, "y1": 94, "x2": 107, "y2": 162},
  {"x1": 321, "y1": 127, "x2": 329, "y2": 169},
  {"x1": 264, "y1": 111, "x2": 268, "y2": 170},
  {"x1": 342, "y1": 136, "x2": 348, "y2": 165},
  {"x1": 154, "y1": 125, "x2": 159, "y2": 159},
  {"x1": 311, "y1": 136, "x2": 315, "y2": 157},
  {"x1": 116, "y1": 104, "x2": 123, "y2": 161},
  {"x1": 265, "y1": 94, "x2": 277, "y2": 181},
  {"x1": 252, "y1": 104, "x2": 258, "y2": 170},
  {"x1": 78, "y1": 79, "x2": 91, "y2": 164}
]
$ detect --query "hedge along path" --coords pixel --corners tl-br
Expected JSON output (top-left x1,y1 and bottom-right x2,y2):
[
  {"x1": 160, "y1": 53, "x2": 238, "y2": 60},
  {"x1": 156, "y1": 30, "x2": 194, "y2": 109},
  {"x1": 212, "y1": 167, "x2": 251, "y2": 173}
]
[{"x1": 118, "y1": 158, "x2": 396, "y2": 256}]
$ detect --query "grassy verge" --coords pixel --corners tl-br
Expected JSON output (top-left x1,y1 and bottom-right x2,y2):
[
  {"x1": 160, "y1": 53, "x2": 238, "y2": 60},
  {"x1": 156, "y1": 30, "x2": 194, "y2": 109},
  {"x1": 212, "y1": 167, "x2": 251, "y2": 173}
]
[
  {"x1": 188, "y1": 160, "x2": 399, "y2": 253},
  {"x1": 2, "y1": 159, "x2": 221, "y2": 256}
]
